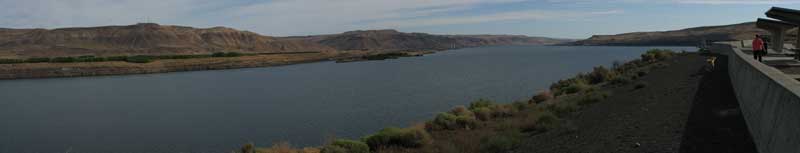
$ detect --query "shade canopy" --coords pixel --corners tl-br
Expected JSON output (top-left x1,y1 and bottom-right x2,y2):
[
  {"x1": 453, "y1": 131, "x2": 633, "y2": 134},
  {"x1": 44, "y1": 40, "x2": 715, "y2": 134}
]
[
  {"x1": 757, "y1": 18, "x2": 795, "y2": 30},
  {"x1": 766, "y1": 7, "x2": 800, "y2": 24}
]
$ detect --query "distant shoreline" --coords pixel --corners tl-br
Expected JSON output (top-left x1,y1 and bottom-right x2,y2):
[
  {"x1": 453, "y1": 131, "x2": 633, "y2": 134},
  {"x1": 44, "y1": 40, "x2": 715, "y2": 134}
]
[
  {"x1": 0, "y1": 51, "x2": 355, "y2": 80},
  {"x1": 0, "y1": 45, "x2": 696, "y2": 80},
  {"x1": 0, "y1": 50, "x2": 439, "y2": 80}
]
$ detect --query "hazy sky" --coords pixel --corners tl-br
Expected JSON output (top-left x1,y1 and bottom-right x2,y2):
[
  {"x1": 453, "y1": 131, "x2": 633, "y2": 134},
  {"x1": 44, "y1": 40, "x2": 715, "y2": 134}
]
[{"x1": 1, "y1": 0, "x2": 799, "y2": 39}]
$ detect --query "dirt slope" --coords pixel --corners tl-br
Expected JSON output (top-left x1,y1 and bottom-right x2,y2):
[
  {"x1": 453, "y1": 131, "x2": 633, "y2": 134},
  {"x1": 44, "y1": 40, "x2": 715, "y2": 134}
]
[{"x1": 514, "y1": 54, "x2": 756, "y2": 153}]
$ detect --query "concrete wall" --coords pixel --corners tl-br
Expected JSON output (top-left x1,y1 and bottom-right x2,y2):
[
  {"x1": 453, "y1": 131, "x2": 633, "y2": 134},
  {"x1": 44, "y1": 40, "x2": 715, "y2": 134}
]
[{"x1": 713, "y1": 43, "x2": 800, "y2": 153}]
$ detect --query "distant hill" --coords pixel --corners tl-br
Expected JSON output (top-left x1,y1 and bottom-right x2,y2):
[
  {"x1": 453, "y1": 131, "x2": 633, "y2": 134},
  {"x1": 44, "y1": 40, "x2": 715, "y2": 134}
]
[
  {"x1": 284, "y1": 29, "x2": 573, "y2": 51},
  {"x1": 0, "y1": 23, "x2": 332, "y2": 58},
  {"x1": 0, "y1": 24, "x2": 572, "y2": 58},
  {"x1": 566, "y1": 22, "x2": 769, "y2": 46}
]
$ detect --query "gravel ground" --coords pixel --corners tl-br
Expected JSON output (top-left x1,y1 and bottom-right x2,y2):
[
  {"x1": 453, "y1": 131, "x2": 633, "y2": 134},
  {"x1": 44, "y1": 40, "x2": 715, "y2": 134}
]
[{"x1": 513, "y1": 53, "x2": 757, "y2": 153}]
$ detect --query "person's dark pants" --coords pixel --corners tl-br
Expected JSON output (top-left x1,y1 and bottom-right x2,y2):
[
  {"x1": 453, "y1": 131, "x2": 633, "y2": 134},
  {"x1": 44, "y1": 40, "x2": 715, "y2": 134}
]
[{"x1": 753, "y1": 50, "x2": 764, "y2": 62}]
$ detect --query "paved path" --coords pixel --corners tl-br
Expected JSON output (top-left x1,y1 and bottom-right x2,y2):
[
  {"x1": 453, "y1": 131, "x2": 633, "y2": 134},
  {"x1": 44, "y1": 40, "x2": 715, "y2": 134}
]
[{"x1": 678, "y1": 54, "x2": 758, "y2": 153}]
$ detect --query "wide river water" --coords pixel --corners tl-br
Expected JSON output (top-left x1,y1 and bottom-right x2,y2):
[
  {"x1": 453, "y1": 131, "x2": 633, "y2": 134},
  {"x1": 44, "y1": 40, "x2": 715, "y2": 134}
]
[{"x1": 0, "y1": 46, "x2": 695, "y2": 153}]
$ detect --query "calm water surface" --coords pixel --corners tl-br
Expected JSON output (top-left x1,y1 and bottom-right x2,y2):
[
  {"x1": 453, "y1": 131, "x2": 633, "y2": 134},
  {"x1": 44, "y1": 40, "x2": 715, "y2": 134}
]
[{"x1": 0, "y1": 46, "x2": 695, "y2": 153}]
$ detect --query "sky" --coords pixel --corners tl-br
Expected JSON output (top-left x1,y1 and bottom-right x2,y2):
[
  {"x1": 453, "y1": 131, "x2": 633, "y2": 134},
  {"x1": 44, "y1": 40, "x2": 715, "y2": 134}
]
[{"x1": 1, "y1": 0, "x2": 800, "y2": 39}]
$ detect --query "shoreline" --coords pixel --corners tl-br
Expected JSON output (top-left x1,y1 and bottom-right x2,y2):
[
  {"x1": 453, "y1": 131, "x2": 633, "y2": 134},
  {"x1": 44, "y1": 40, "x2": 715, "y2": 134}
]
[
  {"x1": 0, "y1": 50, "x2": 438, "y2": 80},
  {"x1": 250, "y1": 50, "x2": 753, "y2": 153},
  {"x1": 0, "y1": 52, "x2": 357, "y2": 80}
]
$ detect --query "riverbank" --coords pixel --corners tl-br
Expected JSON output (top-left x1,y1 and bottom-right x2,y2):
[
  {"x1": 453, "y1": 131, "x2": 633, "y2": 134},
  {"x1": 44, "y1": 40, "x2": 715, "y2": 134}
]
[
  {"x1": 0, "y1": 50, "x2": 442, "y2": 80},
  {"x1": 0, "y1": 51, "x2": 361, "y2": 80},
  {"x1": 335, "y1": 51, "x2": 435, "y2": 63},
  {"x1": 246, "y1": 49, "x2": 758, "y2": 153}
]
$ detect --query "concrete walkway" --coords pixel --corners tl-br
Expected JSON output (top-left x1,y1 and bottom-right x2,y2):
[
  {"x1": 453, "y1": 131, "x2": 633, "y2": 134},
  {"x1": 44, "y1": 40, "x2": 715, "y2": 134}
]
[{"x1": 733, "y1": 42, "x2": 800, "y2": 76}]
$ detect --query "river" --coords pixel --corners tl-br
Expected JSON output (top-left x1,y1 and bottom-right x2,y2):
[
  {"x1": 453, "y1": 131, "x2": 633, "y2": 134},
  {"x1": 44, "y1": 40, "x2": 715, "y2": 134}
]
[{"x1": 0, "y1": 46, "x2": 696, "y2": 153}]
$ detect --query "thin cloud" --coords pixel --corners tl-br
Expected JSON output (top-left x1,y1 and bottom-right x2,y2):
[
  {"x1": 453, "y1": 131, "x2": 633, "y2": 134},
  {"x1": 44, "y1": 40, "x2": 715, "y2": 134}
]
[
  {"x1": 220, "y1": 0, "x2": 530, "y2": 35},
  {"x1": 368, "y1": 10, "x2": 624, "y2": 28},
  {"x1": 0, "y1": 0, "x2": 624, "y2": 36},
  {"x1": 0, "y1": 0, "x2": 219, "y2": 28},
  {"x1": 0, "y1": 0, "x2": 535, "y2": 35},
  {"x1": 674, "y1": 0, "x2": 800, "y2": 4},
  {"x1": 542, "y1": 0, "x2": 800, "y2": 5}
]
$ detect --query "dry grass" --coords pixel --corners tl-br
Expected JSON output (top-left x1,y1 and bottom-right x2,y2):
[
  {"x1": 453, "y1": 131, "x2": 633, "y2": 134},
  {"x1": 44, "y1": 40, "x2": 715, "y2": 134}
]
[
  {"x1": 531, "y1": 90, "x2": 554, "y2": 103},
  {"x1": 255, "y1": 142, "x2": 320, "y2": 153}
]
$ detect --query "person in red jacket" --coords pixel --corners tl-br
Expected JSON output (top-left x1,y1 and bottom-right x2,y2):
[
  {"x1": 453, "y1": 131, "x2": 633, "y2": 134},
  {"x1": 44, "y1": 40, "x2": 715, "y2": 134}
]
[{"x1": 753, "y1": 35, "x2": 765, "y2": 62}]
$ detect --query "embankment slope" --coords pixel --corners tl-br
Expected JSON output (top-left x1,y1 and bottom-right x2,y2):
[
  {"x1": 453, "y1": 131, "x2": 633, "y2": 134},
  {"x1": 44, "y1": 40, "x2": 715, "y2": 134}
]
[{"x1": 515, "y1": 54, "x2": 756, "y2": 153}]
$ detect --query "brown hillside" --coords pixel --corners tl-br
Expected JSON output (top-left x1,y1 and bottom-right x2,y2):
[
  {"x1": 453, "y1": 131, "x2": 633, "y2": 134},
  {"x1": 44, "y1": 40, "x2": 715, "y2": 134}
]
[
  {"x1": 0, "y1": 24, "x2": 572, "y2": 58},
  {"x1": 568, "y1": 22, "x2": 769, "y2": 46},
  {"x1": 286, "y1": 30, "x2": 573, "y2": 51},
  {"x1": 0, "y1": 23, "x2": 332, "y2": 58}
]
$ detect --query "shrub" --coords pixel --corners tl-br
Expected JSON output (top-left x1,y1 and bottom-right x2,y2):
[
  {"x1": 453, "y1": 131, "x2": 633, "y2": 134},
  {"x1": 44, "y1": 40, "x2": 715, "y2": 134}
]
[
  {"x1": 637, "y1": 71, "x2": 648, "y2": 77},
  {"x1": 609, "y1": 76, "x2": 631, "y2": 85},
  {"x1": 157, "y1": 54, "x2": 212, "y2": 59},
  {"x1": 125, "y1": 55, "x2": 153, "y2": 63},
  {"x1": 550, "y1": 77, "x2": 590, "y2": 96},
  {"x1": 320, "y1": 145, "x2": 347, "y2": 153},
  {"x1": 579, "y1": 92, "x2": 610, "y2": 105},
  {"x1": 634, "y1": 82, "x2": 648, "y2": 89},
  {"x1": 511, "y1": 101, "x2": 528, "y2": 111},
  {"x1": 531, "y1": 91, "x2": 553, "y2": 103},
  {"x1": 0, "y1": 59, "x2": 24, "y2": 64},
  {"x1": 561, "y1": 80, "x2": 591, "y2": 95},
  {"x1": 612, "y1": 60, "x2": 623, "y2": 70},
  {"x1": 473, "y1": 107, "x2": 492, "y2": 121},
  {"x1": 533, "y1": 111, "x2": 559, "y2": 131},
  {"x1": 468, "y1": 99, "x2": 494, "y2": 111},
  {"x1": 480, "y1": 131, "x2": 524, "y2": 153},
  {"x1": 25, "y1": 57, "x2": 51, "y2": 63},
  {"x1": 74, "y1": 56, "x2": 106, "y2": 62},
  {"x1": 51, "y1": 57, "x2": 77, "y2": 63},
  {"x1": 587, "y1": 66, "x2": 618, "y2": 84},
  {"x1": 226, "y1": 52, "x2": 244, "y2": 57},
  {"x1": 642, "y1": 49, "x2": 675, "y2": 62},
  {"x1": 212, "y1": 52, "x2": 244, "y2": 57},
  {"x1": 321, "y1": 139, "x2": 369, "y2": 153},
  {"x1": 363, "y1": 127, "x2": 432, "y2": 150},
  {"x1": 212, "y1": 52, "x2": 227, "y2": 57},
  {"x1": 490, "y1": 105, "x2": 517, "y2": 118},
  {"x1": 546, "y1": 101, "x2": 578, "y2": 116},
  {"x1": 107, "y1": 56, "x2": 129, "y2": 61},
  {"x1": 241, "y1": 143, "x2": 254, "y2": 153},
  {"x1": 449, "y1": 106, "x2": 474, "y2": 118},
  {"x1": 654, "y1": 50, "x2": 675, "y2": 60},
  {"x1": 262, "y1": 142, "x2": 295, "y2": 153},
  {"x1": 426, "y1": 112, "x2": 478, "y2": 130}
]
